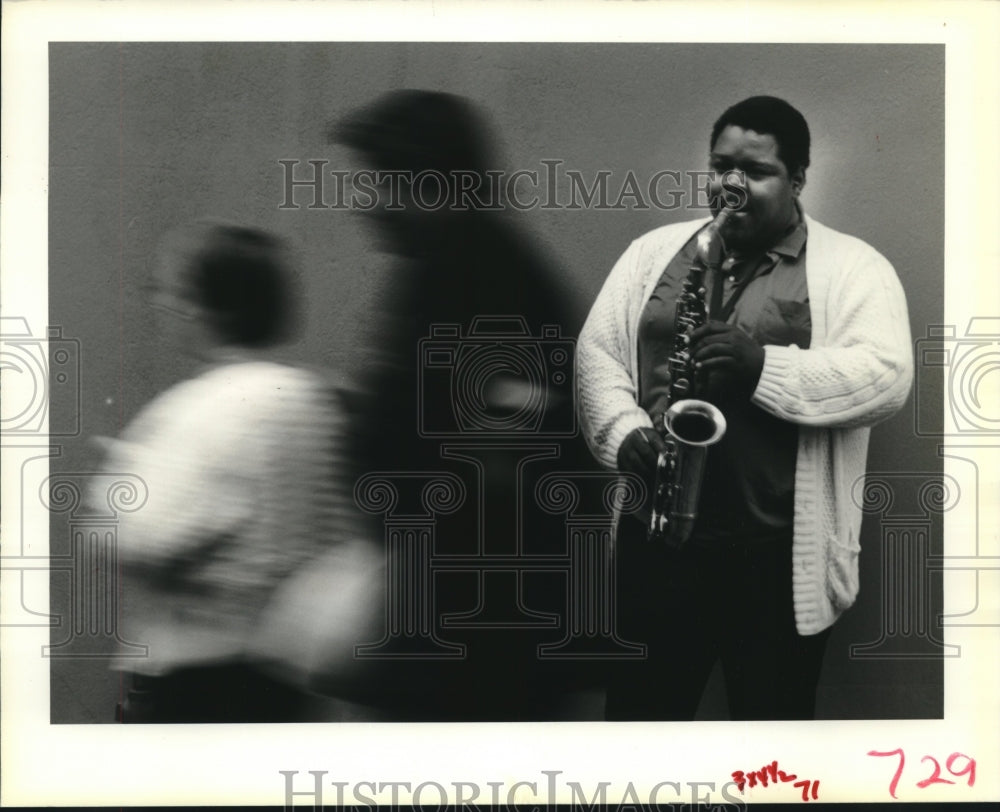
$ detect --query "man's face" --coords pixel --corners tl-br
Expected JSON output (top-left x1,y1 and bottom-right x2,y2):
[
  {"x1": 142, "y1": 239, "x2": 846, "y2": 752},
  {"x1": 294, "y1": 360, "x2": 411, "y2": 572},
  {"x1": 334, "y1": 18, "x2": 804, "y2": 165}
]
[{"x1": 708, "y1": 125, "x2": 804, "y2": 253}]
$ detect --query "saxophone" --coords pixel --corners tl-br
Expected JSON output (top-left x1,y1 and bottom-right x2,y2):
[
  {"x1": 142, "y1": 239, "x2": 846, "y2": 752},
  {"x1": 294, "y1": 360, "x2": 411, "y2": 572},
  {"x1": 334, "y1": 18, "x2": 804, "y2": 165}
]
[{"x1": 647, "y1": 208, "x2": 730, "y2": 547}]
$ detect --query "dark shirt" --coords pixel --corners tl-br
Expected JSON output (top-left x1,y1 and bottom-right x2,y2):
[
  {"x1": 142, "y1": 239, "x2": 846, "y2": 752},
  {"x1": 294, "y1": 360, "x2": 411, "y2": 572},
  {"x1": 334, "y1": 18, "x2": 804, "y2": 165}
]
[{"x1": 637, "y1": 216, "x2": 810, "y2": 542}]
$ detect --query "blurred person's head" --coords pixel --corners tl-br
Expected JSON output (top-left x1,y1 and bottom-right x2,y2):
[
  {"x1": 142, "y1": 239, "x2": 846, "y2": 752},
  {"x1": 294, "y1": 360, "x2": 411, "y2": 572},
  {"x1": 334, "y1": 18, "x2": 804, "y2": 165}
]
[
  {"x1": 149, "y1": 222, "x2": 297, "y2": 354},
  {"x1": 332, "y1": 89, "x2": 498, "y2": 256}
]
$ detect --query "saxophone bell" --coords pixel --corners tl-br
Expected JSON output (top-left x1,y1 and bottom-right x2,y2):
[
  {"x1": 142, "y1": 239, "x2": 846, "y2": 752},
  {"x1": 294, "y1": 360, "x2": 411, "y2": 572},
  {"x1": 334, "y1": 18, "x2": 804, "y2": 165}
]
[
  {"x1": 648, "y1": 399, "x2": 727, "y2": 548},
  {"x1": 664, "y1": 398, "x2": 726, "y2": 446}
]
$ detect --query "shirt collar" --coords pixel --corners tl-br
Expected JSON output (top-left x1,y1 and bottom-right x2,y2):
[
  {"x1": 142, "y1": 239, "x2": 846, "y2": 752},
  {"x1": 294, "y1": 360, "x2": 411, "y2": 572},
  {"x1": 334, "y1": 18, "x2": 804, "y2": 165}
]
[
  {"x1": 770, "y1": 218, "x2": 807, "y2": 260},
  {"x1": 769, "y1": 201, "x2": 808, "y2": 259}
]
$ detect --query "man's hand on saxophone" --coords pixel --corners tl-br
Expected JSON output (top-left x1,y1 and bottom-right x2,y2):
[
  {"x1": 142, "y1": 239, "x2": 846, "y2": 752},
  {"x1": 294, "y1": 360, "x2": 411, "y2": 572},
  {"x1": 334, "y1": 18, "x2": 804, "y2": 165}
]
[
  {"x1": 616, "y1": 425, "x2": 667, "y2": 480},
  {"x1": 690, "y1": 320, "x2": 765, "y2": 402}
]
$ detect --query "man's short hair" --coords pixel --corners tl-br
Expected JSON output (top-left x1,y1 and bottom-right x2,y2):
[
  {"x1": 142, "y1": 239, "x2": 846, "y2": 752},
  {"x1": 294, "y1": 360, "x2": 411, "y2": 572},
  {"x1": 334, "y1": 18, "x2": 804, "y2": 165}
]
[
  {"x1": 710, "y1": 96, "x2": 811, "y2": 175},
  {"x1": 182, "y1": 223, "x2": 295, "y2": 347}
]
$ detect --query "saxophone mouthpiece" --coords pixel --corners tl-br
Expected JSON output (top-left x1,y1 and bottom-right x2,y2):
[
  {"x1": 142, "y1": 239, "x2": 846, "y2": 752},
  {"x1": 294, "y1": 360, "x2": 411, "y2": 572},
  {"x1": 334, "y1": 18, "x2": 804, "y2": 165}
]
[
  {"x1": 696, "y1": 206, "x2": 732, "y2": 269},
  {"x1": 713, "y1": 205, "x2": 734, "y2": 229}
]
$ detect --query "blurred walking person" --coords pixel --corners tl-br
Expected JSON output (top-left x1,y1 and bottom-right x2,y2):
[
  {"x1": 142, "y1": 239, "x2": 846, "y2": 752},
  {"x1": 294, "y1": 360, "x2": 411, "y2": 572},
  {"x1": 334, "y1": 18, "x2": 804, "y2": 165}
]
[
  {"x1": 98, "y1": 222, "x2": 351, "y2": 722},
  {"x1": 331, "y1": 90, "x2": 597, "y2": 719}
]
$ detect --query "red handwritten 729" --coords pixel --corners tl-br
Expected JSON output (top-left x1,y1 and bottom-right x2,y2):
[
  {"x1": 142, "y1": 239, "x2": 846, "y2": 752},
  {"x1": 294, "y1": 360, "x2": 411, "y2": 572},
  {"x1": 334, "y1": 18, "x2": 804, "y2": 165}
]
[{"x1": 867, "y1": 749, "x2": 976, "y2": 799}]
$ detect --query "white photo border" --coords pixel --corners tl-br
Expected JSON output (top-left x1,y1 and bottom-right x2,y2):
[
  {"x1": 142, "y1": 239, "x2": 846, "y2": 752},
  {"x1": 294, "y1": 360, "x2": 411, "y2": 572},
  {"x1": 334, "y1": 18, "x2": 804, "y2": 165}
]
[{"x1": 2, "y1": 0, "x2": 998, "y2": 806}]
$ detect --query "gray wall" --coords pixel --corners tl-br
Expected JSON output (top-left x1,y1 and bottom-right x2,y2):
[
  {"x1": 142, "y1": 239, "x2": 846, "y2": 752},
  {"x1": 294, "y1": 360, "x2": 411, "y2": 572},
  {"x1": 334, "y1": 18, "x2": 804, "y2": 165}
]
[{"x1": 49, "y1": 43, "x2": 945, "y2": 722}]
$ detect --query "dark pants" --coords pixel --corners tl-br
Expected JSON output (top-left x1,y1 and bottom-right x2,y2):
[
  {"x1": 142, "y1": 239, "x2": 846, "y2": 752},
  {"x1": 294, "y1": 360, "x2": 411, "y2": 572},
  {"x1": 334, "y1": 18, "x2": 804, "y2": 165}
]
[
  {"x1": 117, "y1": 663, "x2": 307, "y2": 723},
  {"x1": 605, "y1": 518, "x2": 831, "y2": 721}
]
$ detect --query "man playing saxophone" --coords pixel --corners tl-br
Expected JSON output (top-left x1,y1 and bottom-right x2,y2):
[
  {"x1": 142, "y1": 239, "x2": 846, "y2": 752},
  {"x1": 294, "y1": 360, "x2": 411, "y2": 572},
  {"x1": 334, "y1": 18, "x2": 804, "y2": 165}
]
[{"x1": 576, "y1": 96, "x2": 913, "y2": 720}]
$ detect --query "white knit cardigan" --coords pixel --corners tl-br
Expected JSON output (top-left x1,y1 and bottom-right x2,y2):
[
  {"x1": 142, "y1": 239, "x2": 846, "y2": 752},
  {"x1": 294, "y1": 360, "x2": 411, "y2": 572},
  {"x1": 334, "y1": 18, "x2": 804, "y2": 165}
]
[{"x1": 577, "y1": 214, "x2": 914, "y2": 635}]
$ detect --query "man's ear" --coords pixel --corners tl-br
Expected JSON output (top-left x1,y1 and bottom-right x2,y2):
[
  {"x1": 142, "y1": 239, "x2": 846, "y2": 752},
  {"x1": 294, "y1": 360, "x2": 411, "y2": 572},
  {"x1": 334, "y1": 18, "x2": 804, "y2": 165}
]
[{"x1": 791, "y1": 168, "x2": 807, "y2": 197}]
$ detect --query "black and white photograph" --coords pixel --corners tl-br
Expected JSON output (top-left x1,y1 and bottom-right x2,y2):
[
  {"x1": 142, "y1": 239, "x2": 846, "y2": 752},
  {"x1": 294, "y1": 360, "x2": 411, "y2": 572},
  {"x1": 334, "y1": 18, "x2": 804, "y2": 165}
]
[{"x1": 2, "y1": 0, "x2": 998, "y2": 807}]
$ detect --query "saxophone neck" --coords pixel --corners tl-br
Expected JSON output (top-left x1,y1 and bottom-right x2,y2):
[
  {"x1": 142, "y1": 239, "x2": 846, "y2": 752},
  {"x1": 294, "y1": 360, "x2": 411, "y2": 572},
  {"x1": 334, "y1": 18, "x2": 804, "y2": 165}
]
[{"x1": 695, "y1": 207, "x2": 732, "y2": 271}]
